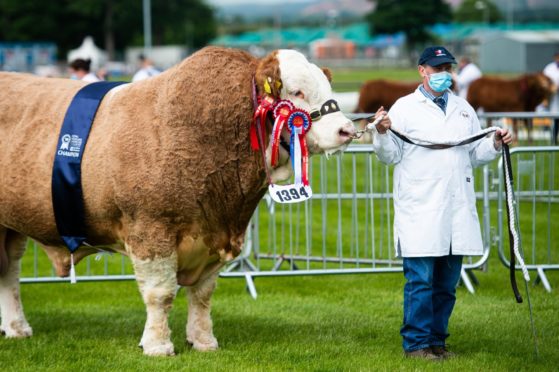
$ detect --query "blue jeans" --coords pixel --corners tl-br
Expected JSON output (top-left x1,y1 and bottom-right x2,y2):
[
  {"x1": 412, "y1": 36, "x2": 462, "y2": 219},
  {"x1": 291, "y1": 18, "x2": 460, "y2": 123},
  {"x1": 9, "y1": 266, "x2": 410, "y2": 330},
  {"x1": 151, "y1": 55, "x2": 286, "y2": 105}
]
[{"x1": 401, "y1": 255, "x2": 463, "y2": 352}]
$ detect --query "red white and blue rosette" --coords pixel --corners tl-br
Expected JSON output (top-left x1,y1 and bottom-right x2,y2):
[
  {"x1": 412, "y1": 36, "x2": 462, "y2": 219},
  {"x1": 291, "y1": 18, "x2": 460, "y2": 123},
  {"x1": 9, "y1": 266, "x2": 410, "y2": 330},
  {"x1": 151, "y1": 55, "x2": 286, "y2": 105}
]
[
  {"x1": 270, "y1": 100, "x2": 295, "y2": 166},
  {"x1": 268, "y1": 107, "x2": 313, "y2": 204},
  {"x1": 286, "y1": 109, "x2": 312, "y2": 186}
]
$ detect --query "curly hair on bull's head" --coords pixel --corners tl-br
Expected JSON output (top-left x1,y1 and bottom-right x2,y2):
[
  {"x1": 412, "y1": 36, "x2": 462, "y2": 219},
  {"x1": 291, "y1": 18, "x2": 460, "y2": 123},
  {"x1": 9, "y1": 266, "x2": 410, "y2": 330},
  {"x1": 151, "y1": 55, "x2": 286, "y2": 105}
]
[{"x1": 255, "y1": 51, "x2": 283, "y2": 98}]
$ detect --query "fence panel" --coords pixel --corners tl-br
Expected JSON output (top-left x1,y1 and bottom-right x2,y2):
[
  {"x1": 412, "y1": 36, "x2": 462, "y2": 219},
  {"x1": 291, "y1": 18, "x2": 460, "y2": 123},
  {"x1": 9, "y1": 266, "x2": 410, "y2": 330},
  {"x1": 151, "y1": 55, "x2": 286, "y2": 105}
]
[
  {"x1": 221, "y1": 145, "x2": 496, "y2": 296},
  {"x1": 497, "y1": 146, "x2": 559, "y2": 292}
]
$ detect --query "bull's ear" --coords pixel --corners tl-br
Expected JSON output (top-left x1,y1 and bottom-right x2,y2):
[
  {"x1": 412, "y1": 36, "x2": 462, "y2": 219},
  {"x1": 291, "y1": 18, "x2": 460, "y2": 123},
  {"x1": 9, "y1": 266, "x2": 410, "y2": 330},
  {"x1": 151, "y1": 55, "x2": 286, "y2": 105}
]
[
  {"x1": 256, "y1": 51, "x2": 283, "y2": 98},
  {"x1": 321, "y1": 67, "x2": 332, "y2": 83}
]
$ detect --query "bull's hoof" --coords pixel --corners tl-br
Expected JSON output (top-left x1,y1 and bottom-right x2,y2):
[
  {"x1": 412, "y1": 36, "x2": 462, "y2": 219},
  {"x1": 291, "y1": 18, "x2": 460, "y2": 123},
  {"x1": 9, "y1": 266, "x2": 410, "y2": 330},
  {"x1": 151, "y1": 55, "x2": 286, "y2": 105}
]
[
  {"x1": 189, "y1": 337, "x2": 218, "y2": 352},
  {"x1": 141, "y1": 340, "x2": 175, "y2": 356},
  {"x1": 1, "y1": 321, "x2": 33, "y2": 338}
]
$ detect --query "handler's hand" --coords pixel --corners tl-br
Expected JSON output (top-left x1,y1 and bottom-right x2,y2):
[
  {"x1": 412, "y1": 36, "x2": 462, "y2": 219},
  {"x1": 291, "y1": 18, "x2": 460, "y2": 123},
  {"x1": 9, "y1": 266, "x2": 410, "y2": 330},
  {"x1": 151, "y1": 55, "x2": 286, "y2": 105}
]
[
  {"x1": 494, "y1": 128, "x2": 513, "y2": 150},
  {"x1": 372, "y1": 106, "x2": 391, "y2": 134}
]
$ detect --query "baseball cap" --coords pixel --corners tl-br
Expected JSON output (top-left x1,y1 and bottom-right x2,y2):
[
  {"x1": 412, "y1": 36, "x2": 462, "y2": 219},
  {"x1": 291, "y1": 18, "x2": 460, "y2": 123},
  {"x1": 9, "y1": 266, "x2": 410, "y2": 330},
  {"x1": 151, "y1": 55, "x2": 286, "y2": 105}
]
[{"x1": 418, "y1": 46, "x2": 457, "y2": 66}]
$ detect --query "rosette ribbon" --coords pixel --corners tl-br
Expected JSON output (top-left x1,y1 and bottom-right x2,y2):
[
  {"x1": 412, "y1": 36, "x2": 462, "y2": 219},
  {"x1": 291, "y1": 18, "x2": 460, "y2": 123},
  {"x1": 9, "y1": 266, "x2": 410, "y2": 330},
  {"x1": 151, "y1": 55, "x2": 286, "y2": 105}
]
[
  {"x1": 251, "y1": 95, "x2": 275, "y2": 150},
  {"x1": 286, "y1": 109, "x2": 312, "y2": 186},
  {"x1": 270, "y1": 100, "x2": 295, "y2": 166}
]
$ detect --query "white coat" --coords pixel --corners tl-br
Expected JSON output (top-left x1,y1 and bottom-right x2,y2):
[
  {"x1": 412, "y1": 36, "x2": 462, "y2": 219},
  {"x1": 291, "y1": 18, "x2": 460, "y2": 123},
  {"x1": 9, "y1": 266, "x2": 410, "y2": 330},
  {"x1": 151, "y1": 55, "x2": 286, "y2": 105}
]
[
  {"x1": 456, "y1": 63, "x2": 482, "y2": 100},
  {"x1": 543, "y1": 61, "x2": 559, "y2": 112},
  {"x1": 372, "y1": 88, "x2": 501, "y2": 258}
]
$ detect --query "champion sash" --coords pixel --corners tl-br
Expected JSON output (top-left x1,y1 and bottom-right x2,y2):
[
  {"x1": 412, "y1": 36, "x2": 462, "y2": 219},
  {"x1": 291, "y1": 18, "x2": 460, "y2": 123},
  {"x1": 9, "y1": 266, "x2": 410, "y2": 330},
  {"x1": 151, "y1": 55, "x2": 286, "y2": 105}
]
[{"x1": 52, "y1": 81, "x2": 125, "y2": 252}]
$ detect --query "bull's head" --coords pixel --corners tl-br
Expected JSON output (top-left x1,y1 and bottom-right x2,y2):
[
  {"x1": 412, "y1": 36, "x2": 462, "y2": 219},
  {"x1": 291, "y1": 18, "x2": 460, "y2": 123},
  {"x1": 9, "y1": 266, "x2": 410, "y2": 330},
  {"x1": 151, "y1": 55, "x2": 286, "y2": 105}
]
[{"x1": 256, "y1": 50, "x2": 355, "y2": 157}]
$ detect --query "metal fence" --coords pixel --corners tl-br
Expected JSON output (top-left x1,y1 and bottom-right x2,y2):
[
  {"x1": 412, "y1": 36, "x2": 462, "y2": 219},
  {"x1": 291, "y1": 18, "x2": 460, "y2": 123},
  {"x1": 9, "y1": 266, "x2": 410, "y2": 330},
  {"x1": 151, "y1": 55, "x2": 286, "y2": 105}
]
[
  {"x1": 496, "y1": 146, "x2": 559, "y2": 292},
  {"x1": 220, "y1": 145, "x2": 501, "y2": 298},
  {"x1": 18, "y1": 115, "x2": 558, "y2": 298}
]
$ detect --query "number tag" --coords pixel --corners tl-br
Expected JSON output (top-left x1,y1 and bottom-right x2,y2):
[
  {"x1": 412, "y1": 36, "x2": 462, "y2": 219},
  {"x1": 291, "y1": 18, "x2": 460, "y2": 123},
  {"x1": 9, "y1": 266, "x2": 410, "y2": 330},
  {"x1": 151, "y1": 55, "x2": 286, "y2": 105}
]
[{"x1": 268, "y1": 183, "x2": 312, "y2": 204}]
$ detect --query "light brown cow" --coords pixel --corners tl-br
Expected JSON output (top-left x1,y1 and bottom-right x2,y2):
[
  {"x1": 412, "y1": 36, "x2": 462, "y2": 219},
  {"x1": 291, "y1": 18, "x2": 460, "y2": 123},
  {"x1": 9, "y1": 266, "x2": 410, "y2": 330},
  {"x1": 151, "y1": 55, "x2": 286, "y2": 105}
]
[
  {"x1": 0, "y1": 46, "x2": 355, "y2": 355},
  {"x1": 467, "y1": 73, "x2": 555, "y2": 141},
  {"x1": 355, "y1": 79, "x2": 420, "y2": 113}
]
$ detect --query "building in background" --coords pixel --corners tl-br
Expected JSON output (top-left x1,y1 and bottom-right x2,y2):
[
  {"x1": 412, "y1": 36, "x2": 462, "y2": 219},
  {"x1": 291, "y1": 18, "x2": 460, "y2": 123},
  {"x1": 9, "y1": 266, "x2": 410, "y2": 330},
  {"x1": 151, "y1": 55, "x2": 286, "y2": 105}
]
[
  {"x1": 479, "y1": 30, "x2": 559, "y2": 72},
  {"x1": 0, "y1": 42, "x2": 56, "y2": 73}
]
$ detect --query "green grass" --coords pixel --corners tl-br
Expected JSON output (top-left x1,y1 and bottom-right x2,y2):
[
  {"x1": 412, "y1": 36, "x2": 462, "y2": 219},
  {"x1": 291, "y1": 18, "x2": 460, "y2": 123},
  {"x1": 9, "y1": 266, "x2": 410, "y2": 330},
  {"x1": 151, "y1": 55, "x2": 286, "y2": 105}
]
[{"x1": 1, "y1": 261, "x2": 558, "y2": 371}]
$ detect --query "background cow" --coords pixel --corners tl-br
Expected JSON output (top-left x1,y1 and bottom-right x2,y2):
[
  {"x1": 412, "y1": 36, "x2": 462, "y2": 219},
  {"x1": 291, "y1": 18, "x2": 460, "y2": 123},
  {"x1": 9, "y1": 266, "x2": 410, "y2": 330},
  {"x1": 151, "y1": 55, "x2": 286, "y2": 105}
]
[
  {"x1": 355, "y1": 79, "x2": 420, "y2": 114},
  {"x1": 0, "y1": 46, "x2": 355, "y2": 356},
  {"x1": 467, "y1": 73, "x2": 555, "y2": 141}
]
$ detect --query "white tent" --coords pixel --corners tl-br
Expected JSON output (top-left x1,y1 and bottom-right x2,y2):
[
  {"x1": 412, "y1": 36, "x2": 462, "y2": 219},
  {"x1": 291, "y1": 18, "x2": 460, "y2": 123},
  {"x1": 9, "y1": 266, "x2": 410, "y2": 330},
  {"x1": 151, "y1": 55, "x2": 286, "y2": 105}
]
[{"x1": 67, "y1": 36, "x2": 107, "y2": 70}]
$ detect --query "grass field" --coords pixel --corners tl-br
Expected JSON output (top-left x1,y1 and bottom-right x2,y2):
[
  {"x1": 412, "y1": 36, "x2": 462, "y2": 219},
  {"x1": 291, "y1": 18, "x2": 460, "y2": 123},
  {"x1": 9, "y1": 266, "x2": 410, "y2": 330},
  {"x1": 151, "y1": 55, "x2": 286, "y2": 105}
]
[{"x1": 1, "y1": 260, "x2": 557, "y2": 371}]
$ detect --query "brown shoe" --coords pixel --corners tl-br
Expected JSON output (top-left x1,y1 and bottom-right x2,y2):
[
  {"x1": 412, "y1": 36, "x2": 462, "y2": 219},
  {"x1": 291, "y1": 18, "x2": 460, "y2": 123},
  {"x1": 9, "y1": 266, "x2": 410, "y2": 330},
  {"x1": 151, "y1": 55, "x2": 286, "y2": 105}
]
[
  {"x1": 404, "y1": 347, "x2": 441, "y2": 360},
  {"x1": 431, "y1": 346, "x2": 456, "y2": 359}
]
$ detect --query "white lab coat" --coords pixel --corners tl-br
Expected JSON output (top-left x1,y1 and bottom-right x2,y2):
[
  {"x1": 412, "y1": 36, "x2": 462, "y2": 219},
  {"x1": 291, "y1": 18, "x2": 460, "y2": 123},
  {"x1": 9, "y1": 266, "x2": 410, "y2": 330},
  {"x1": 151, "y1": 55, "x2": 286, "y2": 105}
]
[
  {"x1": 543, "y1": 61, "x2": 559, "y2": 112},
  {"x1": 372, "y1": 88, "x2": 501, "y2": 258},
  {"x1": 132, "y1": 66, "x2": 162, "y2": 82},
  {"x1": 456, "y1": 63, "x2": 482, "y2": 100}
]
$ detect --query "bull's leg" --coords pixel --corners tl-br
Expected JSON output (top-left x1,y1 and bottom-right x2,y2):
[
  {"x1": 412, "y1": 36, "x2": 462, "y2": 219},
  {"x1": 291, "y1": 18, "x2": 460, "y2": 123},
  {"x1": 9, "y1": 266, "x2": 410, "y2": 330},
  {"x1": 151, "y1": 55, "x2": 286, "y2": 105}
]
[
  {"x1": 130, "y1": 251, "x2": 178, "y2": 356},
  {"x1": 186, "y1": 272, "x2": 219, "y2": 351},
  {"x1": 0, "y1": 229, "x2": 32, "y2": 338}
]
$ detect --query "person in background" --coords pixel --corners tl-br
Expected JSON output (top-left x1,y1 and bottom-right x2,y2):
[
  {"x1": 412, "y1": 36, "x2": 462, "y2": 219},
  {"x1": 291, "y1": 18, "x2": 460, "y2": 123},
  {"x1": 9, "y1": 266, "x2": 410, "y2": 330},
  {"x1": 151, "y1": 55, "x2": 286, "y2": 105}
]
[
  {"x1": 68, "y1": 58, "x2": 102, "y2": 83},
  {"x1": 370, "y1": 46, "x2": 512, "y2": 360},
  {"x1": 543, "y1": 51, "x2": 559, "y2": 144},
  {"x1": 132, "y1": 54, "x2": 161, "y2": 82},
  {"x1": 454, "y1": 56, "x2": 482, "y2": 100}
]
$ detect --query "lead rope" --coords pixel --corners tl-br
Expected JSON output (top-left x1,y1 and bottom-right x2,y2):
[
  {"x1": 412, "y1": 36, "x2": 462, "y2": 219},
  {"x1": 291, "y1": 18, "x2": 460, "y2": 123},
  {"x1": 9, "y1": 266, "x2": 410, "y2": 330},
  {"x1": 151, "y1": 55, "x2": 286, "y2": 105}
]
[
  {"x1": 356, "y1": 118, "x2": 538, "y2": 357},
  {"x1": 502, "y1": 143, "x2": 539, "y2": 357}
]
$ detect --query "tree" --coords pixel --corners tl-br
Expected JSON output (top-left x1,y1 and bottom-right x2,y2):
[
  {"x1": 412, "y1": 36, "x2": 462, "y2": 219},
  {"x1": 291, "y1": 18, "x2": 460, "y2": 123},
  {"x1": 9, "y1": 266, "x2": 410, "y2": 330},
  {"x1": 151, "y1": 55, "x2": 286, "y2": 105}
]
[
  {"x1": 366, "y1": 0, "x2": 452, "y2": 57},
  {"x1": 0, "y1": 0, "x2": 217, "y2": 60},
  {"x1": 454, "y1": 0, "x2": 502, "y2": 24}
]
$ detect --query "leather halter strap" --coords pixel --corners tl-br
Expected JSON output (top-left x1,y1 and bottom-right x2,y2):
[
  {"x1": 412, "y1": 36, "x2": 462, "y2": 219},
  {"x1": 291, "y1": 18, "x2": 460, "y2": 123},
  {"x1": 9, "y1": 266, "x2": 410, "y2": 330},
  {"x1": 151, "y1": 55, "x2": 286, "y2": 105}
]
[{"x1": 310, "y1": 99, "x2": 340, "y2": 121}]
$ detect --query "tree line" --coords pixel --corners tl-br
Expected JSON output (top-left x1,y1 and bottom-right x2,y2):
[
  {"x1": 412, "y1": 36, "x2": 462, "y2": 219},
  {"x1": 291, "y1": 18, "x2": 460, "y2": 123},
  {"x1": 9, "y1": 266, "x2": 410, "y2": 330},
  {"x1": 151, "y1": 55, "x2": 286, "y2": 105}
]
[{"x1": 0, "y1": 0, "x2": 217, "y2": 59}]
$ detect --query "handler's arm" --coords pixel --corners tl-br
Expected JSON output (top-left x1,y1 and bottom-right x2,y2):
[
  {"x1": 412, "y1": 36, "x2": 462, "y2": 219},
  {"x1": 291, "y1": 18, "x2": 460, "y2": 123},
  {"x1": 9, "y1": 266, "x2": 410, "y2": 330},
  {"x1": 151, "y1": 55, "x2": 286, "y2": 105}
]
[
  {"x1": 468, "y1": 110, "x2": 501, "y2": 167},
  {"x1": 372, "y1": 107, "x2": 403, "y2": 165}
]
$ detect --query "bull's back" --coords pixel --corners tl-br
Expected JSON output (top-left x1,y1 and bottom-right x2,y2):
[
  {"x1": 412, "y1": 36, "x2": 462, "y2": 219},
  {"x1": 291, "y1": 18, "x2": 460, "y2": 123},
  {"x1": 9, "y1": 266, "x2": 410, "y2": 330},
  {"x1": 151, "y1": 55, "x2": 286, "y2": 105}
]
[{"x1": 0, "y1": 73, "x2": 83, "y2": 240}]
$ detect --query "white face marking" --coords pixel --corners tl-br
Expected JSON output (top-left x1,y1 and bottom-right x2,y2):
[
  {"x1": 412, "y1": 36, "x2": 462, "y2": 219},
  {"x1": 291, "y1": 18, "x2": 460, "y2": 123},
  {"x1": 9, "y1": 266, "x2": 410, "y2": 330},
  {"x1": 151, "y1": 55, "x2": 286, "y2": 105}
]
[{"x1": 276, "y1": 50, "x2": 355, "y2": 154}]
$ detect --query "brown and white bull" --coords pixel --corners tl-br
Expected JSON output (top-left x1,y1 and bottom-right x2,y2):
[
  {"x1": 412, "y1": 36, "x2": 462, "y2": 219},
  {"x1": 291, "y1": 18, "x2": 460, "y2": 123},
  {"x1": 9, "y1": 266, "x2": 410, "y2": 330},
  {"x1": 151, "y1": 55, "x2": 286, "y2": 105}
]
[{"x1": 0, "y1": 46, "x2": 355, "y2": 355}]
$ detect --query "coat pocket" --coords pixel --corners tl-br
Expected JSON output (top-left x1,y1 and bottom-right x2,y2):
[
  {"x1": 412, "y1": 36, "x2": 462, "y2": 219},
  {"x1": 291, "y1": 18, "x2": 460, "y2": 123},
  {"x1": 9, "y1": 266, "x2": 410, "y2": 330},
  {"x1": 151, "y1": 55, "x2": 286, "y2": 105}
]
[{"x1": 398, "y1": 176, "x2": 447, "y2": 212}]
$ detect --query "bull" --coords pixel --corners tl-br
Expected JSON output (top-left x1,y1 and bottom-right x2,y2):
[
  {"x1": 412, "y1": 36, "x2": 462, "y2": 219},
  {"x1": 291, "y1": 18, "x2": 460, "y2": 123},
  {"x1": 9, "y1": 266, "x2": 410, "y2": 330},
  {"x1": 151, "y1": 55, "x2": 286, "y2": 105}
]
[{"x1": 0, "y1": 46, "x2": 356, "y2": 355}]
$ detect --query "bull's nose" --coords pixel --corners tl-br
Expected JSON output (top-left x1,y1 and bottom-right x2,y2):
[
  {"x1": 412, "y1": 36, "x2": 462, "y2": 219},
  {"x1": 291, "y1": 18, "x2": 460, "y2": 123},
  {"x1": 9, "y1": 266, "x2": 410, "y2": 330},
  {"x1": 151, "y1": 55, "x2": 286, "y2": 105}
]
[{"x1": 338, "y1": 121, "x2": 356, "y2": 142}]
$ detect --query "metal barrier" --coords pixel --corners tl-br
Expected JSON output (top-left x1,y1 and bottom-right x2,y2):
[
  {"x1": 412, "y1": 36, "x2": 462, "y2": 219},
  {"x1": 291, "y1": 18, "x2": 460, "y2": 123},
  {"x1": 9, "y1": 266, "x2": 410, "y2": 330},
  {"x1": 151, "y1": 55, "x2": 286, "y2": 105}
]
[
  {"x1": 19, "y1": 240, "x2": 135, "y2": 283},
  {"x1": 17, "y1": 137, "x2": 557, "y2": 297},
  {"x1": 220, "y1": 145, "x2": 497, "y2": 298},
  {"x1": 497, "y1": 146, "x2": 559, "y2": 292},
  {"x1": 478, "y1": 112, "x2": 559, "y2": 145}
]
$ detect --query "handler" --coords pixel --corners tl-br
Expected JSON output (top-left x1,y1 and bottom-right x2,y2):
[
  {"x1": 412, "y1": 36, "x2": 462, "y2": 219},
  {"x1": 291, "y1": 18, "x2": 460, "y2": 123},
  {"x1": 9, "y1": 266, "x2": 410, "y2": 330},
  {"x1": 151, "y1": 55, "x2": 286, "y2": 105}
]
[{"x1": 370, "y1": 46, "x2": 512, "y2": 360}]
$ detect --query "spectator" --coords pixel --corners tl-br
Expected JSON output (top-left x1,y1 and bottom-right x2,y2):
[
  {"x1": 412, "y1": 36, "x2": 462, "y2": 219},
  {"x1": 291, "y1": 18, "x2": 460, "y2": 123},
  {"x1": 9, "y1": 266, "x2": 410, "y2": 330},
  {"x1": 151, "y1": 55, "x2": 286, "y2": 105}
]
[
  {"x1": 68, "y1": 58, "x2": 102, "y2": 83},
  {"x1": 132, "y1": 54, "x2": 161, "y2": 82},
  {"x1": 370, "y1": 46, "x2": 512, "y2": 360},
  {"x1": 454, "y1": 56, "x2": 482, "y2": 100},
  {"x1": 543, "y1": 51, "x2": 559, "y2": 144}
]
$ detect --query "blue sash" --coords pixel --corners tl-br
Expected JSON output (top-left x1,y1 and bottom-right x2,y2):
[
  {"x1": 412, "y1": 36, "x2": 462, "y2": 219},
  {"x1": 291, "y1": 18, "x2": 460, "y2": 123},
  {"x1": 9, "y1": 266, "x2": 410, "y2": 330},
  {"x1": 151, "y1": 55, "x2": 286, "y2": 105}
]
[{"x1": 51, "y1": 81, "x2": 125, "y2": 252}]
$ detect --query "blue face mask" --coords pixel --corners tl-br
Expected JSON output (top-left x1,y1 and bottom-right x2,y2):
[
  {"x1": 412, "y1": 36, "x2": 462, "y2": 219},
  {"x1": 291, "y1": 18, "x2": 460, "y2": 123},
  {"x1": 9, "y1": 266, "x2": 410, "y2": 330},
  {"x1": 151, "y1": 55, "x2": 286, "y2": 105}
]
[{"x1": 428, "y1": 71, "x2": 452, "y2": 92}]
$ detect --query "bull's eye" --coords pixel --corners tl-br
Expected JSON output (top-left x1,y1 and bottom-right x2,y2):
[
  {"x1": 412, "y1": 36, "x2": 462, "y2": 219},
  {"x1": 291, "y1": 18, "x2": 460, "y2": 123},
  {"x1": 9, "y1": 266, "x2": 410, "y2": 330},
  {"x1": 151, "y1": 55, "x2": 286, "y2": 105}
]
[{"x1": 291, "y1": 90, "x2": 305, "y2": 99}]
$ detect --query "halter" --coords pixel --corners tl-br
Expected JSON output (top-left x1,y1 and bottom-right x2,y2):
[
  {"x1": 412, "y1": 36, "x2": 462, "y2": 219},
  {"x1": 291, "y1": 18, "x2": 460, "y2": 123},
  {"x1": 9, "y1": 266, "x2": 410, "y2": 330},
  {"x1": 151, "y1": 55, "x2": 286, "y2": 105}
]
[{"x1": 309, "y1": 99, "x2": 341, "y2": 121}]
